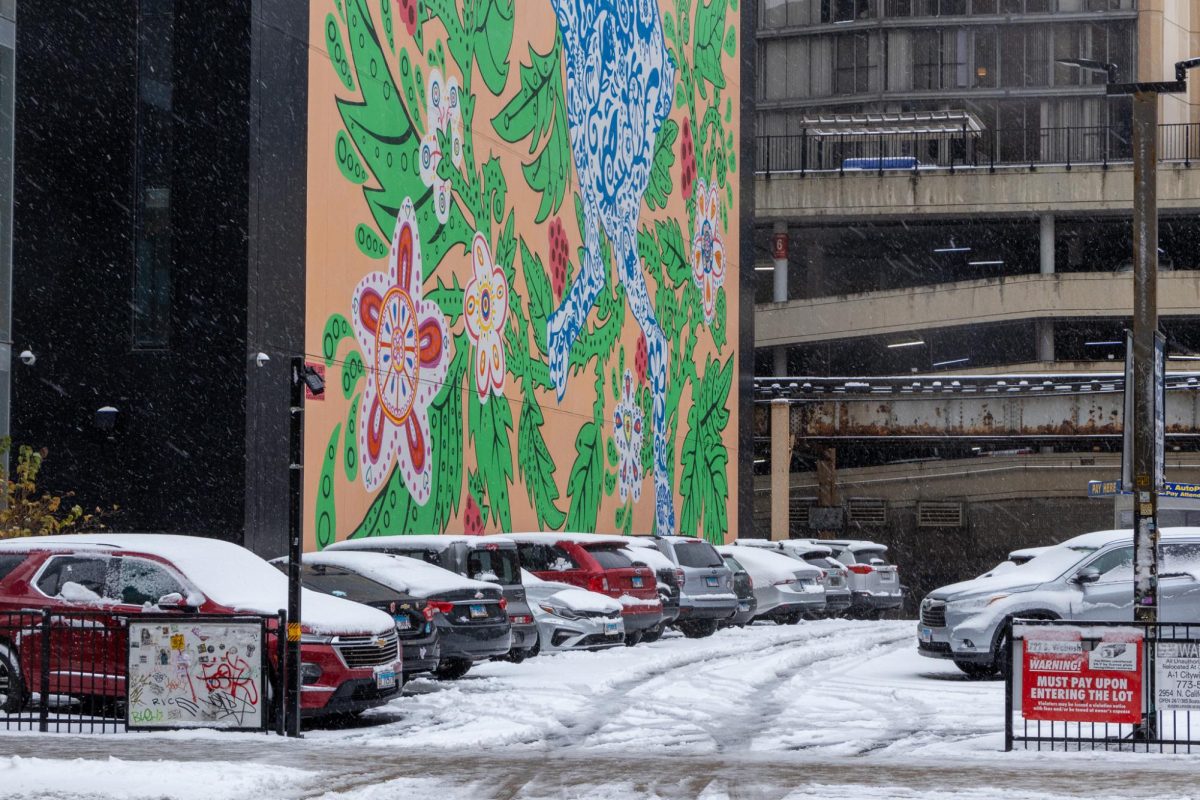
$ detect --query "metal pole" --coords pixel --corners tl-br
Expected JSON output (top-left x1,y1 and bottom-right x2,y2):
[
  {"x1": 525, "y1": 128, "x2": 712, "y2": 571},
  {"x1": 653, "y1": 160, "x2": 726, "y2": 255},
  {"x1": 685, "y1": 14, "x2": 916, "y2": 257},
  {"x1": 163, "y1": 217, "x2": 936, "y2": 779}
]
[
  {"x1": 1131, "y1": 91, "x2": 1160, "y2": 627},
  {"x1": 286, "y1": 357, "x2": 305, "y2": 737}
]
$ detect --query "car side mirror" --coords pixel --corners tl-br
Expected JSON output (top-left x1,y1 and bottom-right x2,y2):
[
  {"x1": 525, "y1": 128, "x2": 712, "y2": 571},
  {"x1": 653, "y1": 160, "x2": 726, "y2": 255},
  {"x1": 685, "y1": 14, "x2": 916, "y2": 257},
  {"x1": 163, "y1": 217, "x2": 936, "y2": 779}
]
[
  {"x1": 157, "y1": 592, "x2": 204, "y2": 610},
  {"x1": 1074, "y1": 568, "x2": 1101, "y2": 585}
]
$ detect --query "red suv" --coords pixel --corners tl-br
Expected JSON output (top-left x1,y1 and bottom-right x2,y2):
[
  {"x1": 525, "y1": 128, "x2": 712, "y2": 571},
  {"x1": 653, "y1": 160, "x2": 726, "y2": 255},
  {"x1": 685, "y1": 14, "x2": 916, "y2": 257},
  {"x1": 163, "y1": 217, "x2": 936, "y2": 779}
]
[
  {"x1": 0, "y1": 534, "x2": 402, "y2": 719},
  {"x1": 505, "y1": 533, "x2": 663, "y2": 644}
]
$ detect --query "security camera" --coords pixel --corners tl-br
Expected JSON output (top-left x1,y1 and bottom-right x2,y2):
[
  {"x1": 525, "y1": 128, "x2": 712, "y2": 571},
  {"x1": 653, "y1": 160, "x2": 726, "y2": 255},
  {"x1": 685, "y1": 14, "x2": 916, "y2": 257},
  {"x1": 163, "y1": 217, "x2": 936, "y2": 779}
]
[
  {"x1": 18, "y1": 350, "x2": 35, "y2": 366},
  {"x1": 255, "y1": 352, "x2": 270, "y2": 368},
  {"x1": 94, "y1": 406, "x2": 119, "y2": 431}
]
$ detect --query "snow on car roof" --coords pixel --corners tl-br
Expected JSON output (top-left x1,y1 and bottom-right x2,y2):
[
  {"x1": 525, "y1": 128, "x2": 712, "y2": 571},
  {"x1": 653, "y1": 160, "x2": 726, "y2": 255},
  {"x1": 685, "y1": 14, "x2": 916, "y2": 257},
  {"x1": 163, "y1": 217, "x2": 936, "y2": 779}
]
[
  {"x1": 325, "y1": 534, "x2": 516, "y2": 552},
  {"x1": 502, "y1": 532, "x2": 632, "y2": 547},
  {"x1": 300, "y1": 551, "x2": 495, "y2": 598},
  {"x1": 778, "y1": 540, "x2": 833, "y2": 557},
  {"x1": 619, "y1": 543, "x2": 674, "y2": 571},
  {"x1": 0, "y1": 534, "x2": 393, "y2": 635},
  {"x1": 545, "y1": 587, "x2": 622, "y2": 614},
  {"x1": 717, "y1": 545, "x2": 817, "y2": 582}
]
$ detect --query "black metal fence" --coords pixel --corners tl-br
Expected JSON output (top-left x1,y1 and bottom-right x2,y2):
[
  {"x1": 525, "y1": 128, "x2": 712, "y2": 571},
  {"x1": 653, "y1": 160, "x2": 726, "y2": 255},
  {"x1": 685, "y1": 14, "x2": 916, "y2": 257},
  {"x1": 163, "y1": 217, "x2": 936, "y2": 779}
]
[
  {"x1": 758, "y1": 123, "x2": 1200, "y2": 176},
  {"x1": 1005, "y1": 618, "x2": 1200, "y2": 753},
  {"x1": 0, "y1": 609, "x2": 287, "y2": 734}
]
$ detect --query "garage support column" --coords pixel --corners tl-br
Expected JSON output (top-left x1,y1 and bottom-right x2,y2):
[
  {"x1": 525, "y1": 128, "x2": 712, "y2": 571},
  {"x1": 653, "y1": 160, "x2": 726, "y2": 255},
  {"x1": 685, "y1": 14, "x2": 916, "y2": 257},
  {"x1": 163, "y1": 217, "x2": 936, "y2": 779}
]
[
  {"x1": 1037, "y1": 213, "x2": 1055, "y2": 363},
  {"x1": 772, "y1": 221, "x2": 789, "y2": 376},
  {"x1": 770, "y1": 400, "x2": 792, "y2": 541}
]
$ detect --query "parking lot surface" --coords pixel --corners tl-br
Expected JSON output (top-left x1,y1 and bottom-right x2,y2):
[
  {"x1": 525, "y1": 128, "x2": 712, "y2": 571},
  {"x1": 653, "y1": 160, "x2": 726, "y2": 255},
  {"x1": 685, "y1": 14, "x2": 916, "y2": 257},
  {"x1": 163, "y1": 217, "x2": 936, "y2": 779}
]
[{"x1": 4, "y1": 620, "x2": 1200, "y2": 799}]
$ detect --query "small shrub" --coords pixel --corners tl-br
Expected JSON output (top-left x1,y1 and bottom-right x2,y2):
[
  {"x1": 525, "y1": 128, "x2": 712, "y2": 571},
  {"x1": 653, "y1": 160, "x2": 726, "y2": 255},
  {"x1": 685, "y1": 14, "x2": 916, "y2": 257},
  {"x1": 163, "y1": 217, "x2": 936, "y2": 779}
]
[{"x1": 0, "y1": 439, "x2": 107, "y2": 539}]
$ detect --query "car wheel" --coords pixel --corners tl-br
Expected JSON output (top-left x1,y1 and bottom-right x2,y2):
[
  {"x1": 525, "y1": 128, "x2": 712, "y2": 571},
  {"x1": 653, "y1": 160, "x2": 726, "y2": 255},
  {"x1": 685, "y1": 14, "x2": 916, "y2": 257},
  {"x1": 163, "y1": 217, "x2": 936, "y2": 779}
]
[
  {"x1": 787, "y1": 611, "x2": 803, "y2": 625},
  {"x1": 639, "y1": 625, "x2": 663, "y2": 644},
  {"x1": 953, "y1": 660, "x2": 998, "y2": 680},
  {"x1": 504, "y1": 648, "x2": 527, "y2": 664},
  {"x1": 624, "y1": 631, "x2": 643, "y2": 647},
  {"x1": 433, "y1": 658, "x2": 472, "y2": 681},
  {"x1": 0, "y1": 644, "x2": 24, "y2": 713},
  {"x1": 680, "y1": 619, "x2": 717, "y2": 639},
  {"x1": 528, "y1": 635, "x2": 541, "y2": 659}
]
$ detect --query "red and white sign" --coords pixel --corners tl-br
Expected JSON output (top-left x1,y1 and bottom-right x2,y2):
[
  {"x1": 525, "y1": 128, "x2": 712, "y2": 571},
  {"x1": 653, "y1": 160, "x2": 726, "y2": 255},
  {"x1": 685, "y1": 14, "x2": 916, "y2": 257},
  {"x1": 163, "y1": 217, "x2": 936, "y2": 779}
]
[
  {"x1": 305, "y1": 362, "x2": 326, "y2": 401},
  {"x1": 1021, "y1": 627, "x2": 1143, "y2": 724},
  {"x1": 771, "y1": 233, "x2": 788, "y2": 260}
]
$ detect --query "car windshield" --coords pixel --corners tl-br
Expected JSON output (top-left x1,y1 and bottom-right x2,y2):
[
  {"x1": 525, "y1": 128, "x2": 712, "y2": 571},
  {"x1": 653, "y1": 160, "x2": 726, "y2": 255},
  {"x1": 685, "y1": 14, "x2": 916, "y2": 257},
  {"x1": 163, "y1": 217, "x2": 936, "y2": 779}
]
[
  {"x1": 467, "y1": 548, "x2": 522, "y2": 585},
  {"x1": 377, "y1": 546, "x2": 443, "y2": 566},
  {"x1": 848, "y1": 548, "x2": 887, "y2": 565},
  {"x1": 587, "y1": 546, "x2": 633, "y2": 570},
  {"x1": 301, "y1": 565, "x2": 400, "y2": 605},
  {"x1": 723, "y1": 555, "x2": 744, "y2": 572},
  {"x1": 675, "y1": 541, "x2": 725, "y2": 568}
]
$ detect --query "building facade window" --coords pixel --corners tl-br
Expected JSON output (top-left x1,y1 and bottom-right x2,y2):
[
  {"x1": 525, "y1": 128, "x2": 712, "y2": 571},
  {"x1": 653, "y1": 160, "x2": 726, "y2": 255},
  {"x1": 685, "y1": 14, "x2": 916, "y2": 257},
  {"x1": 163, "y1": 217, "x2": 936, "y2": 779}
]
[{"x1": 133, "y1": 0, "x2": 175, "y2": 350}]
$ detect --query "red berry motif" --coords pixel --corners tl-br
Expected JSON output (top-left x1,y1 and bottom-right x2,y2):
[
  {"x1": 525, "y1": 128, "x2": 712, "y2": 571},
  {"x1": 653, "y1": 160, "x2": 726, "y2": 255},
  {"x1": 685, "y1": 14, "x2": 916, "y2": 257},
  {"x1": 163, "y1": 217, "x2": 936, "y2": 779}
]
[
  {"x1": 548, "y1": 217, "x2": 569, "y2": 302},
  {"x1": 680, "y1": 118, "x2": 696, "y2": 200},
  {"x1": 398, "y1": 0, "x2": 418, "y2": 36},
  {"x1": 635, "y1": 332, "x2": 648, "y2": 385},
  {"x1": 463, "y1": 493, "x2": 484, "y2": 535}
]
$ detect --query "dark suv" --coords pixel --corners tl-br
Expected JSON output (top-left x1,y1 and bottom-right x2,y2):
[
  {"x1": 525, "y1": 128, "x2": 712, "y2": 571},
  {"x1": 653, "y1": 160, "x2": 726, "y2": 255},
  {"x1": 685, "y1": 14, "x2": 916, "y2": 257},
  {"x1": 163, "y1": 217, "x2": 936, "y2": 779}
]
[
  {"x1": 646, "y1": 536, "x2": 737, "y2": 638},
  {"x1": 324, "y1": 536, "x2": 538, "y2": 661}
]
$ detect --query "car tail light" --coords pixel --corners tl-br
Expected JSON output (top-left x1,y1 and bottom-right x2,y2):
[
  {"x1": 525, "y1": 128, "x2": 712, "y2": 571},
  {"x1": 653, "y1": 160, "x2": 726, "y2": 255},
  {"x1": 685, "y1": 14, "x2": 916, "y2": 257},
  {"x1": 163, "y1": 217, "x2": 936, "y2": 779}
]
[
  {"x1": 427, "y1": 600, "x2": 455, "y2": 615},
  {"x1": 675, "y1": 569, "x2": 685, "y2": 586},
  {"x1": 847, "y1": 564, "x2": 874, "y2": 575},
  {"x1": 746, "y1": 575, "x2": 754, "y2": 588},
  {"x1": 509, "y1": 614, "x2": 532, "y2": 625},
  {"x1": 421, "y1": 605, "x2": 435, "y2": 622},
  {"x1": 499, "y1": 597, "x2": 508, "y2": 611},
  {"x1": 819, "y1": 569, "x2": 827, "y2": 580},
  {"x1": 772, "y1": 579, "x2": 794, "y2": 586},
  {"x1": 587, "y1": 575, "x2": 610, "y2": 593}
]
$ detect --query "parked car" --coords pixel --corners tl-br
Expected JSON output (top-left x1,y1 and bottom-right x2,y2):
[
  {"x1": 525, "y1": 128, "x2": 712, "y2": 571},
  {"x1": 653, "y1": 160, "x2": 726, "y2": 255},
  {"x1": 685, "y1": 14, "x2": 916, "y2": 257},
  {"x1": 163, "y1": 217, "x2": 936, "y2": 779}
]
[
  {"x1": 0, "y1": 534, "x2": 401, "y2": 719},
  {"x1": 323, "y1": 536, "x2": 537, "y2": 662},
  {"x1": 646, "y1": 535, "x2": 738, "y2": 638},
  {"x1": 272, "y1": 558, "x2": 439, "y2": 679},
  {"x1": 717, "y1": 545, "x2": 824, "y2": 624},
  {"x1": 718, "y1": 553, "x2": 757, "y2": 627},
  {"x1": 808, "y1": 539, "x2": 902, "y2": 619},
  {"x1": 918, "y1": 528, "x2": 1200, "y2": 678},
  {"x1": 293, "y1": 551, "x2": 510, "y2": 681},
  {"x1": 522, "y1": 570, "x2": 625, "y2": 653},
  {"x1": 619, "y1": 537, "x2": 683, "y2": 641},
  {"x1": 738, "y1": 539, "x2": 853, "y2": 617},
  {"x1": 505, "y1": 533, "x2": 663, "y2": 645}
]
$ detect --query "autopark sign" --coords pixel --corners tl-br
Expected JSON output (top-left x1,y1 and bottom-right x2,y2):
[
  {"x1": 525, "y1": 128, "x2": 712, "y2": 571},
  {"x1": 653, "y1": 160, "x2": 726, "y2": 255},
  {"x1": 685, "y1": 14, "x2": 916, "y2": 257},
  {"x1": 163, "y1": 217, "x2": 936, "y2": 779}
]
[{"x1": 1020, "y1": 626, "x2": 1143, "y2": 724}]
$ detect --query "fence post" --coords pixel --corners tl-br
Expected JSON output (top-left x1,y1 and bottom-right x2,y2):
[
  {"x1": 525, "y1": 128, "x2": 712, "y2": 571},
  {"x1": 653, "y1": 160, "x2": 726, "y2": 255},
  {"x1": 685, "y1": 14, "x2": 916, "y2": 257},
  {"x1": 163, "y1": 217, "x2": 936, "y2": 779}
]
[
  {"x1": 764, "y1": 136, "x2": 771, "y2": 179},
  {"x1": 38, "y1": 610, "x2": 50, "y2": 733},
  {"x1": 275, "y1": 609, "x2": 287, "y2": 736},
  {"x1": 1004, "y1": 616, "x2": 1013, "y2": 752},
  {"x1": 839, "y1": 133, "x2": 845, "y2": 176},
  {"x1": 1065, "y1": 127, "x2": 1072, "y2": 171},
  {"x1": 799, "y1": 128, "x2": 808, "y2": 176},
  {"x1": 1187, "y1": 125, "x2": 1192, "y2": 168}
]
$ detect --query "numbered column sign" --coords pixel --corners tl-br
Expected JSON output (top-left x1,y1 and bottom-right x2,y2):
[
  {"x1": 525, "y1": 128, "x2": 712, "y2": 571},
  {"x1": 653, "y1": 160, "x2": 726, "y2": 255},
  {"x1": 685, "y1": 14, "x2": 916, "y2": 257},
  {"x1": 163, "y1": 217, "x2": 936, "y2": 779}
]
[{"x1": 127, "y1": 620, "x2": 266, "y2": 730}]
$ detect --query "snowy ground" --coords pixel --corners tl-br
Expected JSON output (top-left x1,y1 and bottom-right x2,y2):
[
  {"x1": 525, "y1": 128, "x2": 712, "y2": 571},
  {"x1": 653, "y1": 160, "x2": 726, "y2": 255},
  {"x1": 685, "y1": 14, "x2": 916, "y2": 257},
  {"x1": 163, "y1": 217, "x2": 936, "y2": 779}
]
[{"x1": 4, "y1": 620, "x2": 1200, "y2": 799}]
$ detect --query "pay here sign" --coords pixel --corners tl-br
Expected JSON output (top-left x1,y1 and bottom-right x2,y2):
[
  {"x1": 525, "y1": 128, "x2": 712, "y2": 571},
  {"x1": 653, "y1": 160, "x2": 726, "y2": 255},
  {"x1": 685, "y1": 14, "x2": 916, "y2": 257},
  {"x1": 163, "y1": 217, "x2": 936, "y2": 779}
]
[{"x1": 1021, "y1": 627, "x2": 1143, "y2": 724}]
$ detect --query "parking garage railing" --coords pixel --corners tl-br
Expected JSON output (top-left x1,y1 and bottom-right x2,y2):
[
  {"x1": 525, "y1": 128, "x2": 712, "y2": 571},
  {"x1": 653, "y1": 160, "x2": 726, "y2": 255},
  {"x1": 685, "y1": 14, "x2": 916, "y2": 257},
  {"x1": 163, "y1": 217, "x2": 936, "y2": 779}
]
[
  {"x1": 758, "y1": 123, "x2": 1200, "y2": 177},
  {"x1": 0, "y1": 609, "x2": 286, "y2": 734},
  {"x1": 1005, "y1": 617, "x2": 1200, "y2": 753}
]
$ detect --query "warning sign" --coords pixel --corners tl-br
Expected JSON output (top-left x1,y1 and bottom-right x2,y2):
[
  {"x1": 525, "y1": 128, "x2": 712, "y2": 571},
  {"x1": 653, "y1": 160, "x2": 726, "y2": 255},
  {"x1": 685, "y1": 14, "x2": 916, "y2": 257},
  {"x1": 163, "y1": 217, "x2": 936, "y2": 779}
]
[
  {"x1": 1156, "y1": 642, "x2": 1200, "y2": 711},
  {"x1": 1022, "y1": 627, "x2": 1143, "y2": 724}
]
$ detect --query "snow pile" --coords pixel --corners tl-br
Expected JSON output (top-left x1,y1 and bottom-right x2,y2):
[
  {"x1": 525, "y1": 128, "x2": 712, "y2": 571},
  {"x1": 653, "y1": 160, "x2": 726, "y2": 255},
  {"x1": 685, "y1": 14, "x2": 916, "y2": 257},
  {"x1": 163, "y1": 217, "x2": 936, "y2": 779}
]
[
  {"x1": 0, "y1": 756, "x2": 317, "y2": 800},
  {"x1": 546, "y1": 587, "x2": 622, "y2": 615},
  {"x1": 615, "y1": 594, "x2": 660, "y2": 609}
]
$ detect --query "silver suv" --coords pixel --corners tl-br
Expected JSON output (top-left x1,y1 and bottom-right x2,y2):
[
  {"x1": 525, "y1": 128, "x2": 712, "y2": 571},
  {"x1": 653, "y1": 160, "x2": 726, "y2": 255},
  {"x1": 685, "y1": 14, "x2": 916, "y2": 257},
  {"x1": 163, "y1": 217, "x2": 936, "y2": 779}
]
[
  {"x1": 809, "y1": 539, "x2": 902, "y2": 619},
  {"x1": 918, "y1": 527, "x2": 1200, "y2": 677},
  {"x1": 649, "y1": 535, "x2": 737, "y2": 638}
]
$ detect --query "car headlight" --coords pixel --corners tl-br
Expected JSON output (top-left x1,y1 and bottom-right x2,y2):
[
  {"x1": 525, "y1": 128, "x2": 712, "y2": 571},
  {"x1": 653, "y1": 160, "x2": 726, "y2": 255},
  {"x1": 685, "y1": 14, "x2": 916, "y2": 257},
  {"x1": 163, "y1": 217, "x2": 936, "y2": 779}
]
[
  {"x1": 538, "y1": 603, "x2": 579, "y2": 620},
  {"x1": 299, "y1": 633, "x2": 332, "y2": 645},
  {"x1": 946, "y1": 593, "x2": 1010, "y2": 614}
]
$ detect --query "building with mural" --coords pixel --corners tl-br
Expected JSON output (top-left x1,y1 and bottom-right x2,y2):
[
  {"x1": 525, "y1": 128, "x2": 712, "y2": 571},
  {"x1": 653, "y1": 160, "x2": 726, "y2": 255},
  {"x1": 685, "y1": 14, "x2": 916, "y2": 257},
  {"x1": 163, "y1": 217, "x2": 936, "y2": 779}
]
[{"x1": 7, "y1": 0, "x2": 754, "y2": 556}]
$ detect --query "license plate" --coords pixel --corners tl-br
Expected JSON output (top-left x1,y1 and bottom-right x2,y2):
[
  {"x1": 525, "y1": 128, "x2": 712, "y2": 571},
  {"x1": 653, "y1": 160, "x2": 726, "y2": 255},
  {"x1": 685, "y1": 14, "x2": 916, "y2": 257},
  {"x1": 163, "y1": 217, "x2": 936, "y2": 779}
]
[
  {"x1": 394, "y1": 615, "x2": 412, "y2": 630},
  {"x1": 738, "y1": 601, "x2": 751, "y2": 610},
  {"x1": 631, "y1": 576, "x2": 644, "y2": 588},
  {"x1": 705, "y1": 576, "x2": 719, "y2": 587},
  {"x1": 881, "y1": 573, "x2": 895, "y2": 582},
  {"x1": 374, "y1": 666, "x2": 397, "y2": 690},
  {"x1": 919, "y1": 626, "x2": 933, "y2": 643},
  {"x1": 469, "y1": 604, "x2": 488, "y2": 619},
  {"x1": 604, "y1": 621, "x2": 622, "y2": 636}
]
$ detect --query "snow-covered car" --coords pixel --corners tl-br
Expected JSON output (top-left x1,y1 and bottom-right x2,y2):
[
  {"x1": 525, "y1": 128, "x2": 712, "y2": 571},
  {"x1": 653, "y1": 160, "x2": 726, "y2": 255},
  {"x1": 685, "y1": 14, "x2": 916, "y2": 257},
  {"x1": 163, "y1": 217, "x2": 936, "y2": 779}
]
[
  {"x1": 275, "y1": 559, "x2": 440, "y2": 679},
  {"x1": 717, "y1": 545, "x2": 824, "y2": 624},
  {"x1": 732, "y1": 539, "x2": 851, "y2": 617},
  {"x1": 506, "y1": 533, "x2": 663, "y2": 645},
  {"x1": 293, "y1": 551, "x2": 511, "y2": 681},
  {"x1": 323, "y1": 535, "x2": 537, "y2": 662},
  {"x1": 0, "y1": 534, "x2": 401, "y2": 718},
  {"x1": 522, "y1": 570, "x2": 624, "y2": 653},
  {"x1": 918, "y1": 528, "x2": 1200, "y2": 677},
  {"x1": 619, "y1": 537, "x2": 684, "y2": 641},
  {"x1": 647, "y1": 535, "x2": 738, "y2": 638},
  {"x1": 807, "y1": 539, "x2": 902, "y2": 618},
  {"x1": 718, "y1": 553, "x2": 757, "y2": 627}
]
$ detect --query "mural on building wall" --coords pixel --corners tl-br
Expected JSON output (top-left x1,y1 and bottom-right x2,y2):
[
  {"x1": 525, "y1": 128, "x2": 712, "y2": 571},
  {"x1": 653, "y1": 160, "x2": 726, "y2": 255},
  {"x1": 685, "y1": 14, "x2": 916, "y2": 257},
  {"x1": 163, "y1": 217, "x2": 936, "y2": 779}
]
[{"x1": 305, "y1": 0, "x2": 742, "y2": 546}]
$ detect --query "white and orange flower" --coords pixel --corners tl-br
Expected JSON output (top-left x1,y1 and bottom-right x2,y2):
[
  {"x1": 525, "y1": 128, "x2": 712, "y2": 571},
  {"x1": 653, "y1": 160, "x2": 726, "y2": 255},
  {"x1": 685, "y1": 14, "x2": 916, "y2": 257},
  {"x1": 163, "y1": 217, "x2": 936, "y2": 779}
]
[
  {"x1": 351, "y1": 198, "x2": 450, "y2": 501},
  {"x1": 418, "y1": 68, "x2": 464, "y2": 225},
  {"x1": 691, "y1": 178, "x2": 726, "y2": 325},
  {"x1": 463, "y1": 233, "x2": 508, "y2": 402}
]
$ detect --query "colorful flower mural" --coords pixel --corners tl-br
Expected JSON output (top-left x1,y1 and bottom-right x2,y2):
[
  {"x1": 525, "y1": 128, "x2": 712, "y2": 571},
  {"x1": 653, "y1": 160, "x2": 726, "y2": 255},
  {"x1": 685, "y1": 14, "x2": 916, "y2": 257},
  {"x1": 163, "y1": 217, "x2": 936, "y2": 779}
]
[{"x1": 306, "y1": 0, "x2": 742, "y2": 548}]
